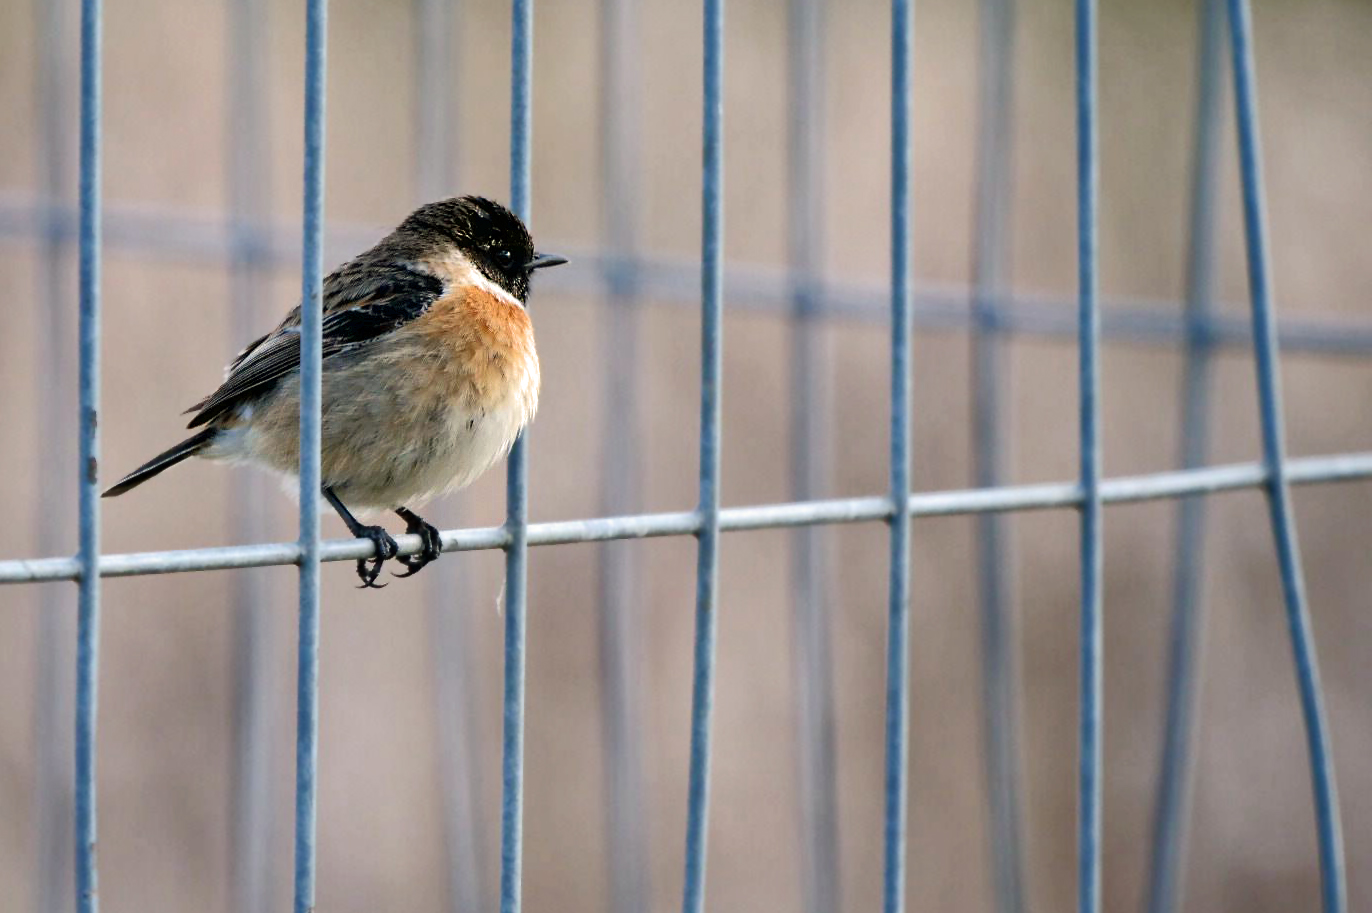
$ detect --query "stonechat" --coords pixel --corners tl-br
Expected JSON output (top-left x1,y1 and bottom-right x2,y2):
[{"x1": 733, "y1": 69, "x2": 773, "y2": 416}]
[{"x1": 104, "y1": 195, "x2": 566, "y2": 587}]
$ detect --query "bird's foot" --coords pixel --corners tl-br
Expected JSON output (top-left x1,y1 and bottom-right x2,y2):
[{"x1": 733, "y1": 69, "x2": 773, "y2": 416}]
[
  {"x1": 393, "y1": 507, "x2": 442, "y2": 578},
  {"x1": 353, "y1": 526, "x2": 399, "y2": 589}
]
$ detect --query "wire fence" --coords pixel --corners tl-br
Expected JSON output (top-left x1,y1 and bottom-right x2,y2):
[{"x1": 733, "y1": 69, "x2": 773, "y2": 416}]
[{"x1": 3, "y1": 0, "x2": 1365, "y2": 912}]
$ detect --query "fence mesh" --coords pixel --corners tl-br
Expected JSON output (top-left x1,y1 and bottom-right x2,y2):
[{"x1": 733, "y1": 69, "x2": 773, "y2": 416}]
[{"x1": 1, "y1": 0, "x2": 1367, "y2": 912}]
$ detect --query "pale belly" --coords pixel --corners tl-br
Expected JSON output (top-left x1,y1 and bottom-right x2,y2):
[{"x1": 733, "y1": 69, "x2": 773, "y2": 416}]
[
  {"x1": 336, "y1": 394, "x2": 530, "y2": 508},
  {"x1": 209, "y1": 347, "x2": 537, "y2": 510}
]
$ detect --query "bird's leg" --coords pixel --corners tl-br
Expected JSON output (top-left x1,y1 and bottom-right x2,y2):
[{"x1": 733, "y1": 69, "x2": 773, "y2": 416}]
[
  {"x1": 323, "y1": 486, "x2": 398, "y2": 588},
  {"x1": 392, "y1": 506, "x2": 443, "y2": 578}
]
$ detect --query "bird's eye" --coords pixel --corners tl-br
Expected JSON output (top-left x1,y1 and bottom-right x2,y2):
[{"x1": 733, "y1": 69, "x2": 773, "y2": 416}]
[{"x1": 495, "y1": 248, "x2": 514, "y2": 267}]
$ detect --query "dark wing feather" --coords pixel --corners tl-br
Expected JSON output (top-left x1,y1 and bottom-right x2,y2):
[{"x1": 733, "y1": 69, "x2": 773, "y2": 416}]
[{"x1": 186, "y1": 265, "x2": 444, "y2": 428}]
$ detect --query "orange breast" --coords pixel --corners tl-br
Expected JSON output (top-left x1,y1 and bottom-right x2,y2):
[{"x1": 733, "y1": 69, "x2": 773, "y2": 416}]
[{"x1": 409, "y1": 281, "x2": 540, "y2": 417}]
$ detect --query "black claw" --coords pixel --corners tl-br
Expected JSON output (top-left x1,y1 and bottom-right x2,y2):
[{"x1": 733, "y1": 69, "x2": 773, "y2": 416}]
[
  {"x1": 353, "y1": 525, "x2": 399, "y2": 589},
  {"x1": 322, "y1": 487, "x2": 406, "y2": 589},
  {"x1": 393, "y1": 508, "x2": 443, "y2": 578}
]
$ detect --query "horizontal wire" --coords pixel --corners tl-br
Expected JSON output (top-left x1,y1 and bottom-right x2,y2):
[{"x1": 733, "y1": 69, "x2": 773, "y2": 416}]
[
  {"x1": 5, "y1": 198, "x2": 1372, "y2": 357},
  {"x1": 5, "y1": 451, "x2": 1371, "y2": 585}
]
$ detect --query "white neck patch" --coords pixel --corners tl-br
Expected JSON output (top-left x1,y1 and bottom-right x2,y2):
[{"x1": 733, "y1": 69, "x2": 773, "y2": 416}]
[{"x1": 412, "y1": 251, "x2": 523, "y2": 310}]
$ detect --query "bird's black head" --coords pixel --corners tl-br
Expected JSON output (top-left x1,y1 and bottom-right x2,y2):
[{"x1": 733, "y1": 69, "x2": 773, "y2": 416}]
[{"x1": 400, "y1": 195, "x2": 566, "y2": 303}]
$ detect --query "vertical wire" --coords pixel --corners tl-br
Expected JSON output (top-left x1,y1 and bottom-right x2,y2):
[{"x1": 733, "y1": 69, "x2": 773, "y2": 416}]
[
  {"x1": 74, "y1": 0, "x2": 104, "y2": 906},
  {"x1": 1144, "y1": 1, "x2": 1224, "y2": 910},
  {"x1": 291, "y1": 0, "x2": 328, "y2": 907},
  {"x1": 226, "y1": 0, "x2": 278, "y2": 907},
  {"x1": 786, "y1": 0, "x2": 841, "y2": 911},
  {"x1": 1074, "y1": 0, "x2": 1103, "y2": 911},
  {"x1": 596, "y1": 0, "x2": 652, "y2": 910},
  {"x1": 1224, "y1": 2, "x2": 1346, "y2": 910},
  {"x1": 680, "y1": 0, "x2": 724, "y2": 909},
  {"x1": 500, "y1": 1, "x2": 533, "y2": 910},
  {"x1": 414, "y1": 2, "x2": 490, "y2": 911},
  {"x1": 33, "y1": 0, "x2": 77, "y2": 907},
  {"x1": 968, "y1": 0, "x2": 1025, "y2": 909},
  {"x1": 881, "y1": 0, "x2": 913, "y2": 910}
]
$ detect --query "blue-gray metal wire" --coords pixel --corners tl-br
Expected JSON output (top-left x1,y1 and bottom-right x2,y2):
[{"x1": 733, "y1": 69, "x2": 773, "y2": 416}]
[
  {"x1": 1075, "y1": 0, "x2": 1104, "y2": 911},
  {"x1": 882, "y1": 0, "x2": 913, "y2": 910},
  {"x1": 970, "y1": 0, "x2": 1025, "y2": 909},
  {"x1": 597, "y1": 0, "x2": 652, "y2": 909},
  {"x1": 500, "y1": 2, "x2": 534, "y2": 910},
  {"x1": 74, "y1": 0, "x2": 103, "y2": 906},
  {"x1": 13, "y1": 195, "x2": 1372, "y2": 357},
  {"x1": 291, "y1": 0, "x2": 328, "y2": 908},
  {"x1": 681, "y1": 0, "x2": 724, "y2": 909},
  {"x1": 1226, "y1": 1, "x2": 1346, "y2": 909},
  {"x1": 1145, "y1": 1, "x2": 1224, "y2": 910},
  {"x1": 7, "y1": 453, "x2": 1372, "y2": 585},
  {"x1": 786, "y1": 0, "x2": 841, "y2": 911}
]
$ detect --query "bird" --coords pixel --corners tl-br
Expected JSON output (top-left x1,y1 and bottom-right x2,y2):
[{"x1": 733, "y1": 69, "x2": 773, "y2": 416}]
[{"x1": 103, "y1": 195, "x2": 566, "y2": 588}]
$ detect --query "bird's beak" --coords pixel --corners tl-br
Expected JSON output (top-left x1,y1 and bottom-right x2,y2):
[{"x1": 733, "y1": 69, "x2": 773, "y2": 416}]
[{"x1": 526, "y1": 252, "x2": 568, "y2": 271}]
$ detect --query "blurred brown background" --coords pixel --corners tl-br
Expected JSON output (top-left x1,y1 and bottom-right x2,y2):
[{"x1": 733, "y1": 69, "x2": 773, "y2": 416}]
[{"x1": 1, "y1": 0, "x2": 1370, "y2": 911}]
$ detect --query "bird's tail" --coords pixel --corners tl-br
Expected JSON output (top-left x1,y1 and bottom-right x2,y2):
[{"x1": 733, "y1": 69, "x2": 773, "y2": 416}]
[{"x1": 102, "y1": 428, "x2": 218, "y2": 498}]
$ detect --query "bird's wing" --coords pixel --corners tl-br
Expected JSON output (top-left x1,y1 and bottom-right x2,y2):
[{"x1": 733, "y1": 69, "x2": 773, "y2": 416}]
[{"x1": 185, "y1": 263, "x2": 444, "y2": 428}]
